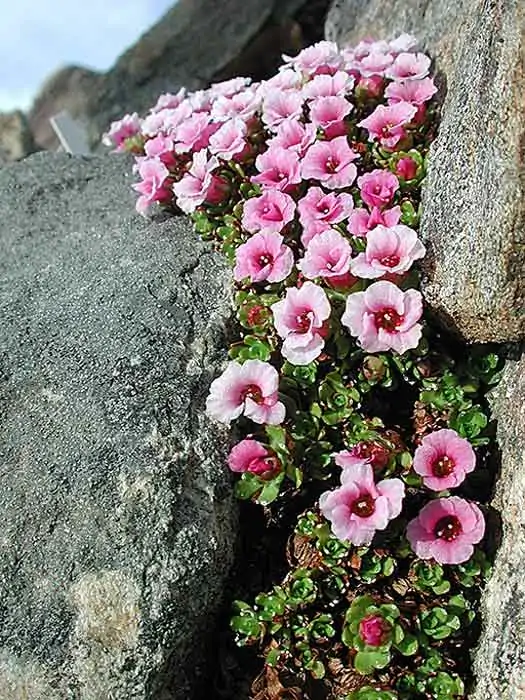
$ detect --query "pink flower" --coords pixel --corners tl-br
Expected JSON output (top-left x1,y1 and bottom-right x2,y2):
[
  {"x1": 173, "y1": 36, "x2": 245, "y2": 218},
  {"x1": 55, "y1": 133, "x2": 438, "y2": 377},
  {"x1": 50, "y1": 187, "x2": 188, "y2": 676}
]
[
  {"x1": 350, "y1": 224, "x2": 426, "y2": 279},
  {"x1": 387, "y1": 52, "x2": 431, "y2": 81},
  {"x1": 348, "y1": 206, "x2": 401, "y2": 237},
  {"x1": 285, "y1": 41, "x2": 343, "y2": 76},
  {"x1": 302, "y1": 71, "x2": 354, "y2": 99},
  {"x1": 172, "y1": 150, "x2": 226, "y2": 214},
  {"x1": 359, "y1": 615, "x2": 392, "y2": 647},
  {"x1": 298, "y1": 187, "x2": 354, "y2": 245},
  {"x1": 301, "y1": 136, "x2": 359, "y2": 189},
  {"x1": 262, "y1": 90, "x2": 304, "y2": 129},
  {"x1": 341, "y1": 280, "x2": 423, "y2": 354},
  {"x1": 242, "y1": 191, "x2": 296, "y2": 234},
  {"x1": 389, "y1": 34, "x2": 418, "y2": 54},
  {"x1": 206, "y1": 359, "x2": 285, "y2": 425},
  {"x1": 174, "y1": 112, "x2": 218, "y2": 153},
  {"x1": 227, "y1": 439, "x2": 281, "y2": 476},
  {"x1": 144, "y1": 133, "x2": 177, "y2": 167},
  {"x1": 211, "y1": 89, "x2": 261, "y2": 123},
  {"x1": 395, "y1": 156, "x2": 418, "y2": 180},
  {"x1": 271, "y1": 282, "x2": 331, "y2": 365},
  {"x1": 407, "y1": 497, "x2": 485, "y2": 565},
  {"x1": 252, "y1": 146, "x2": 301, "y2": 192},
  {"x1": 259, "y1": 69, "x2": 302, "y2": 96},
  {"x1": 151, "y1": 89, "x2": 187, "y2": 112},
  {"x1": 358, "y1": 170, "x2": 399, "y2": 208},
  {"x1": 319, "y1": 464, "x2": 404, "y2": 545},
  {"x1": 385, "y1": 78, "x2": 437, "y2": 105},
  {"x1": 413, "y1": 429, "x2": 476, "y2": 491},
  {"x1": 357, "y1": 51, "x2": 394, "y2": 77},
  {"x1": 335, "y1": 443, "x2": 390, "y2": 472},
  {"x1": 233, "y1": 232, "x2": 294, "y2": 284},
  {"x1": 209, "y1": 76, "x2": 252, "y2": 98},
  {"x1": 299, "y1": 230, "x2": 352, "y2": 279},
  {"x1": 356, "y1": 75, "x2": 385, "y2": 98},
  {"x1": 208, "y1": 118, "x2": 250, "y2": 161},
  {"x1": 267, "y1": 119, "x2": 317, "y2": 157},
  {"x1": 132, "y1": 158, "x2": 171, "y2": 215},
  {"x1": 102, "y1": 113, "x2": 141, "y2": 151},
  {"x1": 309, "y1": 96, "x2": 352, "y2": 138},
  {"x1": 358, "y1": 102, "x2": 417, "y2": 148}
]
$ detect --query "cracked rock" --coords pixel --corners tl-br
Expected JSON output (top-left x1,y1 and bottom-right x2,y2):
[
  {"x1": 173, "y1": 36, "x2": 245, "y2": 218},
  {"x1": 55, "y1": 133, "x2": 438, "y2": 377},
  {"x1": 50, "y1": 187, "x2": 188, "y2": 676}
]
[{"x1": 0, "y1": 152, "x2": 236, "y2": 699}]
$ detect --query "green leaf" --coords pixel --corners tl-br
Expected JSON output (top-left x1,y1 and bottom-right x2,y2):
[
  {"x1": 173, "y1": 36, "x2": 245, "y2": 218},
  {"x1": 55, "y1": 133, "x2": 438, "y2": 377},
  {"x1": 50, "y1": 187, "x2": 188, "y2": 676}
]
[
  {"x1": 257, "y1": 473, "x2": 285, "y2": 505},
  {"x1": 354, "y1": 649, "x2": 390, "y2": 675},
  {"x1": 234, "y1": 472, "x2": 262, "y2": 500},
  {"x1": 395, "y1": 633, "x2": 418, "y2": 656}
]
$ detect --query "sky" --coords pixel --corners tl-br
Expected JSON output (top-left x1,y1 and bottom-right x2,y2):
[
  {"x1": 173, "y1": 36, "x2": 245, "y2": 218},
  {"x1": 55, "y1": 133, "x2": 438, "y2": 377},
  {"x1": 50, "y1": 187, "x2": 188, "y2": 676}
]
[{"x1": 0, "y1": 1, "x2": 175, "y2": 111}]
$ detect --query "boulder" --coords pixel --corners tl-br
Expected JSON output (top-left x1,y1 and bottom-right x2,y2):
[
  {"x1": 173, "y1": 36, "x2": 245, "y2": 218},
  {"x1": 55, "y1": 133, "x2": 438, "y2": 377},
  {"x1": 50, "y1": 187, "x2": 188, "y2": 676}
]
[
  {"x1": 471, "y1": 346, "x2": 525, "y2": 699},
  {"x1": 0, "y1": 110, "x2": 37, "y2": 162},
  {"x1": 0, "y1": 152, "x2": 236, "y2": 699},
  {"x1": 28, "y1": 0, "x2": 332, "y2": 152},
  {"x1": 325, "y1": 0, "x2": 525, "y2": 343}
]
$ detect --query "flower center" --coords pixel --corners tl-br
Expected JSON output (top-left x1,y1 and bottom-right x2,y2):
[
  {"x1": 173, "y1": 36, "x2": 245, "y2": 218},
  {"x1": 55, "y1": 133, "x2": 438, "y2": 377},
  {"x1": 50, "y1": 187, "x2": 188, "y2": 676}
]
[
  {"x1": 241, "y1": 384, "x2": 263, "y2": 404},
  {"x1": 374, "y1": 307, "x2": 402, "y2": 331},
  {"x1": 258, "y1": 253, "x2": 273, "y2": 268},
  {"x1": 351, "y1": 493, "x2": 376, "y2": 518},
  {"x1": 432, "y1": 455, "x2": 456, "y2": 477},
  {"x1": 381, "y1": 123, "x2": 394, "y2": 137},
  {"x1": 380, "y1": 254, "x2": 400, "y2": 268},
  {"x1": 434, "y1": 515, "x2": 462, "y2": 541},
  {"x1": 295, "y1": 311, "x2": 312, "y2": 333},
  {"x1": 325, "y1": 155, "x2": 339, "y2": 173}
]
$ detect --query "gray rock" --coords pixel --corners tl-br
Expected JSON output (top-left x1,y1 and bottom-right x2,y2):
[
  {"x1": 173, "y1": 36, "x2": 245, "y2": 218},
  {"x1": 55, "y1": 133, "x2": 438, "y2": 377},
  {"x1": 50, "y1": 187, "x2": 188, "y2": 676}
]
[
  {"x1": 0, "y1": 152, "x2": 236, "y2": 699},
  {"x1": 472, "y1": 347, "x2": 525, "y2": 699},
  {"x1": 0, "y1": 110, "x2": 37, "y2": 162},
  {"x1": 325, "y1": 0, "x2": 525, "y2": 343}
]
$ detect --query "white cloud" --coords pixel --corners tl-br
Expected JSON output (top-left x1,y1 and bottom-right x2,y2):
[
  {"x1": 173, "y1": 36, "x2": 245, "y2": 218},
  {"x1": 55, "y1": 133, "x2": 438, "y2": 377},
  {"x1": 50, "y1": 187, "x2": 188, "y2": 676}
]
[{"x1": 0, "y1": 0, "x2": 174, "y2": 111}]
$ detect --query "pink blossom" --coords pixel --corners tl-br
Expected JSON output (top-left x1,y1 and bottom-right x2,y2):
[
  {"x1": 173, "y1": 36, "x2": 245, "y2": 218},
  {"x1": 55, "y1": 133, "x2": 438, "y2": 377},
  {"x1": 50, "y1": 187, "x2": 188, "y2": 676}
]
[
  {"x1": 233, "y1": 232, "x2": 294, "y2": 284},
  {"x1": 132, "y1": 158, "x2": 171, "y2": 215},
  {"x1": 302, "y1": 71, "x2": 354, "y2": 99},
  {"x1": 358, "y1": 102, "x2": 417, "y2": 148},
  {"x1": 341, "y1": 280, "x2": 423, "y2": 354},
  {"x1": 387, "y1": 52, "x2": 431, "y2": 81},
  {"x1": 242, "y1": 191, "x2": 296, "y2": 234},
  {"x1": 335, "y1": 442, "x2": 390, "y2": 472},
  {"x1": 262, "y1": 91, "x2": 304, "y2": 129},
  {"x1": 350, "y1": 224, "x2": 426, "y2": 279},
  {"x1": 357, "y1": 51, "x2": 394, "y2": 77},
  {"x1": 319, "y1": 463, "x2": 404, "y2": 545},
  {"x1": 385, "y1": 78, "x2": 437, "y2": 105},
  {"x1": 151, "y1": 89, "x2": 187, "y2": 113},
  {"x1": 155, "y1": 103, "x2": 193, "y2": 135},
  {"x1": 309, "y1": 96, "x2": 352, "y2": 138},
  {"x1": 208, "y1": 118, "x2": 250, "y2": 161},
  {"x1": 211, "y1": 89, "x2": 261, "y2": 123},
  {"x1": 284, "y1": 41, "x2": 343, "y2": 77},
  {"x1": 395, "y1": 156, "x2": 418, "y2": 180},
  {"x1": 252, "y1": 146, "x2": 301, "y2": 192},
  {"x1": 144, "y1": 133, "x2": 177, "y2": 167},
  {"x1": 227, "y1": 439, "x2": 281, "y2": 476},
  {"x1": 174, "y1": 112, "x2": 219, "y2": 153},
  {"x1": 413, "y1": 429, "x2": 476, "y2": 491},
  {"x1": 267, "y1": 119, "x2": 317, "y2": 157},
  {"x1": 206, "y1": 359, "x2": 285, "y2": 425},
  {"x1": 356, "y1": 75, "x2": 384, "y2": 98},
  {"x1": 271, "y1": 282, "x2": 331, "y2": 365},
  {"x1": 298, "y1": 187, "x2": 354, "y2": 245},
  {"x1": 301, "y1": 136, "x2": 359, "y2": 189},
  {"x1": 172, "y1": 150, "x2": 225, "y2": 214},
  {"x1": 209, "y1": 76, "x2": 252, "y2": 98},
  {"x1": 299, "y1": 230, "x2": 352, "y2": 279},
  {"x1": 348, "y1": 206, "x2": 401, "y2": 237},
  {"x1": 359, "y1": 615, "x2": 392, "y2": 647},
  {"x1": 102, "y1": 113, "x2": 141, "y2": 151},
  {"x1": 358, "y1": 170, "x2": 399, "y2": 208},
  {"x1": 389, "y1": 34, "x2": 418, "y2": 54},
  {"x1": 259, "y1": 69, "x2": 302, "y2": 96},
  {"x1": 407, "y1": 497, "x2": 485, "y2": 565},
  {"x1": 188, "y1": 89, "x2": 213, "y2": 112}
]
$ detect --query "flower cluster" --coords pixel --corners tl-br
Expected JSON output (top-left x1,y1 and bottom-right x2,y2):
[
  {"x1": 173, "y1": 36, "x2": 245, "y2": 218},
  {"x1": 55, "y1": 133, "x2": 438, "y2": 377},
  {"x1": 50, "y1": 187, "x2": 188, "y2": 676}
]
[{"x1": 106, "y1": 33, "x2": 499, "y2": 700}]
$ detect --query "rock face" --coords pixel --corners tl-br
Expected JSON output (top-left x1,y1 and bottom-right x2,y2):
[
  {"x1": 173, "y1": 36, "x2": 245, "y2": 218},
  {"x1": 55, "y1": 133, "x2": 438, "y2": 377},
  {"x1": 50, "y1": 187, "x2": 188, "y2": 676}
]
[
  {"x1": 28, "y1": 0, "x2": 332, "y2": 152},
  {"x1": 326, "y1": 0, "x2": 525, "y2": 343},
  {"x1": 471, "y1": 346, "x2": 525, "y2": 699},
  {"x1": 0, "y1": 152, "x2": 236, "y2": 699},
  {"x1": 0, "y1": 110, "x2": 37, "y2": 162}
]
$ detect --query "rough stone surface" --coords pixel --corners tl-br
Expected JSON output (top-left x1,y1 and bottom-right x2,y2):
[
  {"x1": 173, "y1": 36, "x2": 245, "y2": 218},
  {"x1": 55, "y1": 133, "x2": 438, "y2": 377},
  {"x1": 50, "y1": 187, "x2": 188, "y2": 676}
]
[
  {"x1": 326, "y1": 0, "x2": 525, "y2": 343},
  {"x1": 0, "y1": 110, "x2": 37, "y2": 162},
  {"x1": 28, "y1": 0, "x2": 332, "y2": 151},
  {"x1": 0, "y1": 152, "x2": 236, "y2": 699},
  {"x1": 471, "y1": 347, "x2": 525, "y2": 700},
  {"x1": 27, "y1": 66, "x2": 102, "y2": 151}
]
